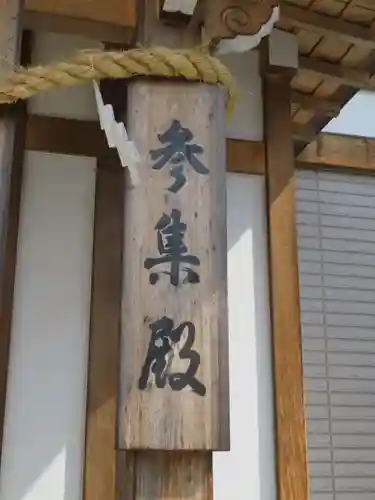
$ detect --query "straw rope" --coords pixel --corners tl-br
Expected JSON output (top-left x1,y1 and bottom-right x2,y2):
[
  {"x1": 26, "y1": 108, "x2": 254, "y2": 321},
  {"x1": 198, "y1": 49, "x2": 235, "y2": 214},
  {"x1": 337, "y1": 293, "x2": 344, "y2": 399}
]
[{"x1": 0, "y1": 47, "x2": 236, "y2": 113}]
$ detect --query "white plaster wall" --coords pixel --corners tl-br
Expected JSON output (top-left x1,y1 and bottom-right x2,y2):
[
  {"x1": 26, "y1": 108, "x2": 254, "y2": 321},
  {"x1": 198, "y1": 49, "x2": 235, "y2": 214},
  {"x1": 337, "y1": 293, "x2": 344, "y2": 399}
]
[
  {"x1": 213, "y1": 48, "x2": 275, "y2": 500},
  {"x1": 0, "y1": 32, "x2": 97, "y2": 500},
  {"x1": 0, "y1": 152, "x2": 96, "y2": 500},
  {"x1": 213, "y1": 174, "x2": 275, "y2": 500},
  {"x1": 29, "y1": 32, "x2": 101, "y2": 120},
  {"x1": 219, "y1": 50, "x2": 263, "y2": 141}
]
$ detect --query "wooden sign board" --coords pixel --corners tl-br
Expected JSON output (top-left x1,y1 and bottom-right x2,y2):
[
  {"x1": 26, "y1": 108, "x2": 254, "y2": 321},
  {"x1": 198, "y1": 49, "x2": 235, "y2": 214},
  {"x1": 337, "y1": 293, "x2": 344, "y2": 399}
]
[{"x1": 119, "y1": 82, "x2": 229, "y2": 451}]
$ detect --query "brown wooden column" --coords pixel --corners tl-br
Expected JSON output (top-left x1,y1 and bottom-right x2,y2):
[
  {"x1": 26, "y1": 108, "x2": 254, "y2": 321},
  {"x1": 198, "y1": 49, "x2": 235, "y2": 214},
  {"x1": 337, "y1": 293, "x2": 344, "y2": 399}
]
[
  {"x1": 83, "y1": 160, "x2": 124, "y2": 500},
  {"x1": 83, "y1": 78, "x2": 126, "y2": 500},
  {"x1": 263, "y1": 68, "x2": 309, "y2": 500},
  {"x1": 116, "y1": 1, "x2": 229, "y2": 498}
]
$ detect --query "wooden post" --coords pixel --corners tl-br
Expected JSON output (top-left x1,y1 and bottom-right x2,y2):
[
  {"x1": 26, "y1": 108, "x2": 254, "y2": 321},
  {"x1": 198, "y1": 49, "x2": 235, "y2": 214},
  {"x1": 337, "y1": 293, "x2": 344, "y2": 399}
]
[
  {"x1": 83, "y1": 162, "x2": 124, "y2": 500},
  {"x1": 119, "y1": 81, "x2": 229, "y2": 451},
  {"x1": 115, "y1": 1, "x2": 229, "y2": 498},
  {"x1": 0, "y1": 3, "x2": 23, "y2": 271},
  {"x1": 0, "y1": 1, "x2": 28, "y2": 462},
  {"x1": 83, "y1": 77, "x2": 126, "y2": 500},
  {"x1": 263, "y1": 67, "x2": 309, "y2": 500}
]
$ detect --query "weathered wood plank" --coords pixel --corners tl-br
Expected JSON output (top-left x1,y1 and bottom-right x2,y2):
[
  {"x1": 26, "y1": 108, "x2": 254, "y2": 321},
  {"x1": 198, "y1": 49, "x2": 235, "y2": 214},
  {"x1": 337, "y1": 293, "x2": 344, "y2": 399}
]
[
  {"x1": 116, "y1": 452, "x2": 135, "y2": 500},
  {"x1": 116, "y1": 451, "x2": 211, "y2": 500},
  {"x1": 134, "y1": 451, "x2": 211, "y2": 500},
  {"x1": 119, "y1": 81, "x2": 229, "y2": 451},
  {"x1": 264, "y1": 72, "x2": 308, "y2": 500}
]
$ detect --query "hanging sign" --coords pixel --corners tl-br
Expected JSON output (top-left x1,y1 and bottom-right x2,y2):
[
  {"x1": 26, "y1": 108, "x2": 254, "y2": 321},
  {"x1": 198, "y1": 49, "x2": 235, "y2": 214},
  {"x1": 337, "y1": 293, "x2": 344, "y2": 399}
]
[{"x1": 118, "y1": 81, "x2": 230, "y2": 451}]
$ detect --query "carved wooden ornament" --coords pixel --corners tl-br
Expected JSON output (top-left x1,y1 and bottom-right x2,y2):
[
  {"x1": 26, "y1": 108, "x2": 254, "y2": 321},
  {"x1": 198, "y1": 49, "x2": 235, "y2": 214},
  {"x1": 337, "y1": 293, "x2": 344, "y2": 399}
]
[{"x1": 204, "y1": 0, "x2": 279, "y2": 43}]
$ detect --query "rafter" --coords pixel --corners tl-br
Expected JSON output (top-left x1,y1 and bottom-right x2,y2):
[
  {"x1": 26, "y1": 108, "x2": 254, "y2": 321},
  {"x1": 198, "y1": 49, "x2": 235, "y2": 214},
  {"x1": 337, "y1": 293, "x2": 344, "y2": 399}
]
[
  {"x1": 299, "y1": 55, "x2": 375, "y2": 91},
  {"x1": 281, "y1": 4, "x2": 375, "y2": 49},
  {"x1": 293, "y1": 121, "x2": 319, "y2": 143},
  {"x1": 291, "y1": 90, "x2": 341, "y2": 117}
]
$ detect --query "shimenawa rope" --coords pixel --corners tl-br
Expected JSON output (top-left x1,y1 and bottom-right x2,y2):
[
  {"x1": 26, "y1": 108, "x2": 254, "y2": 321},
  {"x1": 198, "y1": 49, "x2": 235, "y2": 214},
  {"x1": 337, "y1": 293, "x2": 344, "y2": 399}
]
[{"x1": 0, "y1": 47, "x2": 236, "y2": 114}]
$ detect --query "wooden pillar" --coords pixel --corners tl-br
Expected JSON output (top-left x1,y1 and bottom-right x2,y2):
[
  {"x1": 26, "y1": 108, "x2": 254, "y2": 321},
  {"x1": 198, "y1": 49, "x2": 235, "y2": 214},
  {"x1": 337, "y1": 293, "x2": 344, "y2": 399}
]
[
  {"x1": 83, "y1": 161, "x2": 124, "y2": 500},
  {"x1": 0, "y1": 2, "x2": 23, "y2": 272},
  {"x1": 263, "y1": 66, "x2": 309, "y2": 500},
  {"x1": 117, "y1": 1, "x2": 229, "y2": 498},
  {"x1": 0, "y1": 2, "x2": 28, "y2": 462},
  {"x1": 83, "y1": 78, "x2": 126, "y2": 500}
]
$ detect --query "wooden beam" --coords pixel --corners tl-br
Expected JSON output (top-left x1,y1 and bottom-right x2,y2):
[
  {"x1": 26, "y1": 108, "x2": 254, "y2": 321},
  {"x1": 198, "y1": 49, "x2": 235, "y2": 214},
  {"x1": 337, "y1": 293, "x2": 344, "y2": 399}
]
[
  {"x1": 25, "y1": 114, "x2": 108, "y2": 158},
  {"x1": 28, "y1": 114, "x2": 375, "y2": 174},
  {"x1": 23, "y1": 114, "x2": 267, "y2": 175},
  {"x1": 227, "y1": 138, "x2": 265, "y2": 175},
  {"x1": 300, "y1": 55, "x2": 375, "y2": 91},
  {"x1": 23, "y1": 112, "x2": 375, "y2": 173},
  {"x1": 291, "y1": 90, "x2": 340, "y2": 117},
  {"x1": 25, "y1": 0, "x2": 136, "y2": 30},
  {"x1": 0, "y1": 3, "x2": 27, "y2": 463},
  {"x1": 297, "y1": 132, "x2": 375, "y2": 171},
  {"x1": 23, "y1": 11, "x2": 134, "y2": 44},
  {"x1": 281, "y1": 4, "x2": 375, "y2": 50},
  {"x1": 83, "y1": 160, "x2": 124, "y2": 500},
  {"x1": 264, "y1": 71, "x2": 308, "y2": 500}
]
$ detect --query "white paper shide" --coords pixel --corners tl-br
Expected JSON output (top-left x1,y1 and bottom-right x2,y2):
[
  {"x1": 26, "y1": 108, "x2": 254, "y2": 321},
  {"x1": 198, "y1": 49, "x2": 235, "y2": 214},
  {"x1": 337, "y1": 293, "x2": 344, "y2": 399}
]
[{"x1": 93, "y1": 80, "x2": 140, "y2": 185}]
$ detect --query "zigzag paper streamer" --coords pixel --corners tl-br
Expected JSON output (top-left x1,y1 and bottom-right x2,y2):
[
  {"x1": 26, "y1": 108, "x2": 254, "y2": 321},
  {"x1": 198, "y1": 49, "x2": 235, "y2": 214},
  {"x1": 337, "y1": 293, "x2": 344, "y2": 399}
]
[{"x1": 93, "y1": 80, "x2": 140, "y2": 185}]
